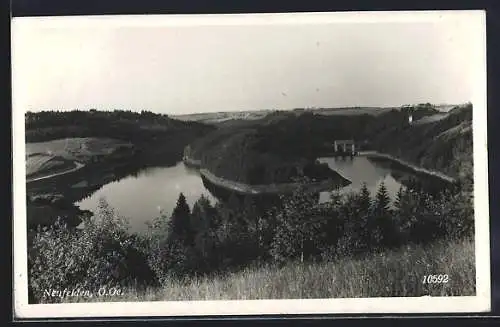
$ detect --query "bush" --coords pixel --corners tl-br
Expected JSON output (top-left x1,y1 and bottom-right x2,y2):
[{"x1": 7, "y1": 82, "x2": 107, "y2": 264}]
[
  {"x1": 270, "y1": 179, "x2": 332, "y2": 263},
  {"x1": 28, "y1": 198, "x2": 158, "y2": 303},
  {"x1": 28, "y1": 179, "x2": 474, "y2": 303}
]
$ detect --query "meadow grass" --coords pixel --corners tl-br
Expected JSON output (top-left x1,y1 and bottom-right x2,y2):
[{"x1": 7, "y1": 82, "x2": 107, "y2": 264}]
[
  {"x1": 66, "y1": 237, "x2": 475, "y2": 303},
  {"x1": 25, "y1": 137, "x2": 132, "y2": 178},
  {"x1": 25, "y1": 154, "x2": 75, "y2": 177}
]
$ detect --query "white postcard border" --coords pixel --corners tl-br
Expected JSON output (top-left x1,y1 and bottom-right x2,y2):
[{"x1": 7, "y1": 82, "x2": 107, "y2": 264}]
[{"x1": 12, "y1": 10, "x2": 490, "y2": 318}]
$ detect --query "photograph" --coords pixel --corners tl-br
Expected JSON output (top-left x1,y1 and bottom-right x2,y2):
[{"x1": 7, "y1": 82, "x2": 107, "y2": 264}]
[{"x1": 12, "y1": 10, "x2": 490, "y2": 318}]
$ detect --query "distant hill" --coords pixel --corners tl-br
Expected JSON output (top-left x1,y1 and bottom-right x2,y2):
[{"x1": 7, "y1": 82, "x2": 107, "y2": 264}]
[
  {"x1": 188, "y1": 126, "x2": 347, "y2": 186},
  {"x1": 171, "y1": 107, "x2": 392, "y2": 125},
  {"x1": 26, "y1": 109, "x2": 214, "y2": 142},
  {"x1": 310, "y1": 107, "x2": 397, "y2": 116},
  {"x1": 171, "y1": 110, "x2": 273, "y2": 125},
  {"x1": 172, "y1": 104, "x2": 461, "y2": 127}
]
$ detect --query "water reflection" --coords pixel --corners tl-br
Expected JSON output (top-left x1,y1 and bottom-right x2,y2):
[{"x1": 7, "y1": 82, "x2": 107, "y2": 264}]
[
  {"x1": 318, "y1": 156, "x2": 404, "y2": 202},
  {"x1": 76, "y1": 162, "x2": 217, "y2": 233},
  {"x1": 75, "y1": 156, "x2": 449, "y2": 235}
]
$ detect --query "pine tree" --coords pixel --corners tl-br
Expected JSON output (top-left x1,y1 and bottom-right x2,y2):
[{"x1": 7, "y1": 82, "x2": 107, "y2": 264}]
[
  {"x1": 369, "y1": 182, "x2": 394, "y2": 248},
  {"x1": 191, "y1": 196, "x2": 210, "y2": 233},
  {"x1": 190, "y1": 196, "x2": 219, "y2": 271},
  {"x1": 358, "y1": 183, "x2": 372, "y2": 213},
  {"x1": 243, "y1": 196, "x2": 258, "y2": 226},
  {"x1": 394, "y1": 186, "x2": 405, "y2": 227},
  {"x1": 393, "y1": 185, "x2": 412, "y2": 244},
  {"x1": 374, "y1": 182, "x2": 391, "y2": 214},
  {"x1": 352, "y1": 183, "x2": 372, "y2": 252},
  {"x1": 394, "y1": 186, "x2": 405, "y2": 211},
  {"x1": 168, "y1": 193, "x2": 193, "y2": 246}
]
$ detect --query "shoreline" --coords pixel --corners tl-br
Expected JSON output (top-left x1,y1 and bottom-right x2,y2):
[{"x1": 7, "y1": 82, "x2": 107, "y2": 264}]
[
  {"x1": 358, "y1": 151, "x2": 456, "y2": 183},
  {"x1": 182, "y1": 156, "x2": 202, "y2": 169},
  {"x1": 186, "y1": 150, "x2": 456, "y2": 197},
  {"x1": 199, "y1": 168, "x2": 350, "y2": 196},
  {"x1": 182, "y1": 152, "x2": 351, "y2": 195}
]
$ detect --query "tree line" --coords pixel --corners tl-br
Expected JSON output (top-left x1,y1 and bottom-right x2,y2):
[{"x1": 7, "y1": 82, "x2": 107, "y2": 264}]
[
  {"x1": 28, "y1": 178, "x2": 473, "y2": 303},
  {"x1": 25, "y1": 109, "x2": 215, "y2": 144},
  {"x1": 25, "y1": 109, "x2": 216, "y2": 167},
  {"x1": 187, "y1": 103, "x2": 468, "y2": 186}
]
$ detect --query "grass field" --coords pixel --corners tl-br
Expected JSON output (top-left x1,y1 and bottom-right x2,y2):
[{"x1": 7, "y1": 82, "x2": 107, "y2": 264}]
[
  {"x1": 25, "y1": 154, "x2": 76, "y2": 177},
  {"x1": 64, "y1": 237, "x2": 474, "y2": 303},
  {"x1": 25, "y1": 137, "x2": 133, "y2": 179},
  {"x1": 172, "y1": 107, "x2": 394, "y2": 125},
  {"x1": 412, "y1": 113, "x2": 449, "y2": 125},
  {"x1": 26, "y1": 137, "x2": 132, "y2": 160}
]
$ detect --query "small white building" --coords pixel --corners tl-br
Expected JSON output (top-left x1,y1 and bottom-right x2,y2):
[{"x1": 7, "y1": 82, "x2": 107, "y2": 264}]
[{"x1": 333, "y1": 140, "x2": 356, "y2": 154}]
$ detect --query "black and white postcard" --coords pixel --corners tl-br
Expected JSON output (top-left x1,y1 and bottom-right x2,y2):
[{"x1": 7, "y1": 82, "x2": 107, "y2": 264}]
[{"x1": 12, "y1": 10, "x2": 490, "y2": 318}]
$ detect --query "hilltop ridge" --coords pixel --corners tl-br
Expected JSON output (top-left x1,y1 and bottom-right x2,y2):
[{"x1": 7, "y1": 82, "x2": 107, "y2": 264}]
[{"x1": 186, "y1": 103, "x2": 473, "y2": 188}]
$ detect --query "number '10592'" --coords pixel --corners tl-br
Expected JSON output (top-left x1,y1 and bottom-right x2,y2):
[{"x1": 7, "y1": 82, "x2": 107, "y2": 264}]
[{"x1": 422, "y1": 274, "x2": 449, "y2": 284}]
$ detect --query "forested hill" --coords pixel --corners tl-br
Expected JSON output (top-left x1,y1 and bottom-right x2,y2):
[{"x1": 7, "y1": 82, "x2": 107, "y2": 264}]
[
  {"x1": 186, "y1": 111, "x2": 371, "y2": 185},
  {"x1": 187, "y1": 103, "x2": 473, "y2": 185},
  {"x1": 236, "y1": 104, "x2": 442, "y2": 159},
  {"x1": 369, "y1": 103, "x2": 473, "y2": 182},
  {"x1": 25, "y1": 110, "x2": 215, "y2": 143},
  {"x1": 25, "y1": 110, "x2": 216, "y2": 165}
]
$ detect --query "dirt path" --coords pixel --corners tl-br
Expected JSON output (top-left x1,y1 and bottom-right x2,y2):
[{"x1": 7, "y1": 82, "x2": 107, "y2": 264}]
[{"x1": 26, "y1": 162, "x2": 85, "y2": 183}]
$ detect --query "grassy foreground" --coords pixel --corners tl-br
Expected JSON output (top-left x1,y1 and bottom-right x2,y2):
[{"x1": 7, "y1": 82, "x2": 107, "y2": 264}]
[{"x1": 66, "y1": 237, "x2": 474, "y2": 303}]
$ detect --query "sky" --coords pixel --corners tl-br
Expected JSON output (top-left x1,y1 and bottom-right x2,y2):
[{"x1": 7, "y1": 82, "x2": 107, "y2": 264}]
[{"x1": 11, "y1": 11, "x2": 485, "y2": 115}]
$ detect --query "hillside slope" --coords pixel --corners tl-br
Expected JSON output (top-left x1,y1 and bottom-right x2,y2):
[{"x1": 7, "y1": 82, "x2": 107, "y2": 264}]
[
  {"x1": 369, "y1": 103, "x2": 473, "y2": 181},
  {"x1": 26, "y1": 137, "x2": 134, "y2": 180},
  {"x1": 25, "y1": 110, "x2": 216, "y2": 167},
  {"x1": 188, "y1": 103, "x2": 472, "y2": 188},
  {"x1": 188, "y1": 127, "x2": 346, "y2": 185}
]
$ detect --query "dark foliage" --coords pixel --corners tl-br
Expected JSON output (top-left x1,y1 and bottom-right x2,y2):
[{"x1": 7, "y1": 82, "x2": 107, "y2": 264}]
[
  {"x1": 368, "y1": 103, "x2": 473, "y2": 179},
  {"x1": 186, "y1": 103, "x2": 470, "y2": 187},
  {"x1": 167, "y1": 193, "x2": 193, "y2": 246},
  {"x1": 26, "y1": 109, "x2": 216, "y2": 166},
  {"x1": 28, "y1": 172, "x2": 473, "y2": 303},
  {"x1": 27, "y1": 103, "x2": 474, "y2": 302},
  {"x1": 28, "y1": 199, "x2": 159, "y2": 303}
]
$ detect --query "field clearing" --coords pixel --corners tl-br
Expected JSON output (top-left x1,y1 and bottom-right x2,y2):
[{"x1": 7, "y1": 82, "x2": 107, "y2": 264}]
[
  {"x1": 25, "y1": 137, "x2": 133, "y2": 179},
  {"x1": 313, "y1": 107, "x2": 396, "y2": 116},
  {"x1": 26, "y1": 137, "x2": 133, "y2": 160},
  {"x1": 435, "y1": 121, "x2": 472, "y2": 141},
  {"x1": 25, "y1": 154, "x2": 75, "y2": 177},
  {"x1": 171, "y1": 110, "x2": 271, "y2": 123},
  {"x1": 173, "y1": 107, "x2": 396, "y2": 124},
  {"x1": 413, "y1": 113, "x2": 449, "y2": 125},
  {"x1": 65, "y1": 238, "x2": 474, "y2": 303}
]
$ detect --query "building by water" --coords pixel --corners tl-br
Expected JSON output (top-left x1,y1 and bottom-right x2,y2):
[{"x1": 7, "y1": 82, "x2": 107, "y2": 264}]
[{"x1": 333, "y1": 140, "x2": 357, "y2": 156}]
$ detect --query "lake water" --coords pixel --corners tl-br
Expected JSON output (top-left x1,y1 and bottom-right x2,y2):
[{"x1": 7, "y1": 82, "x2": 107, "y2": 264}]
[
  {"x1": 76, "y1": 156, "x2": 403, "y2": 234},
  {"x1": 317, "y1": 156, "x2": 403, "y2": 203},
  {"x1": 76, "y1": 162, "x2": 217, "y2": 233}
]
